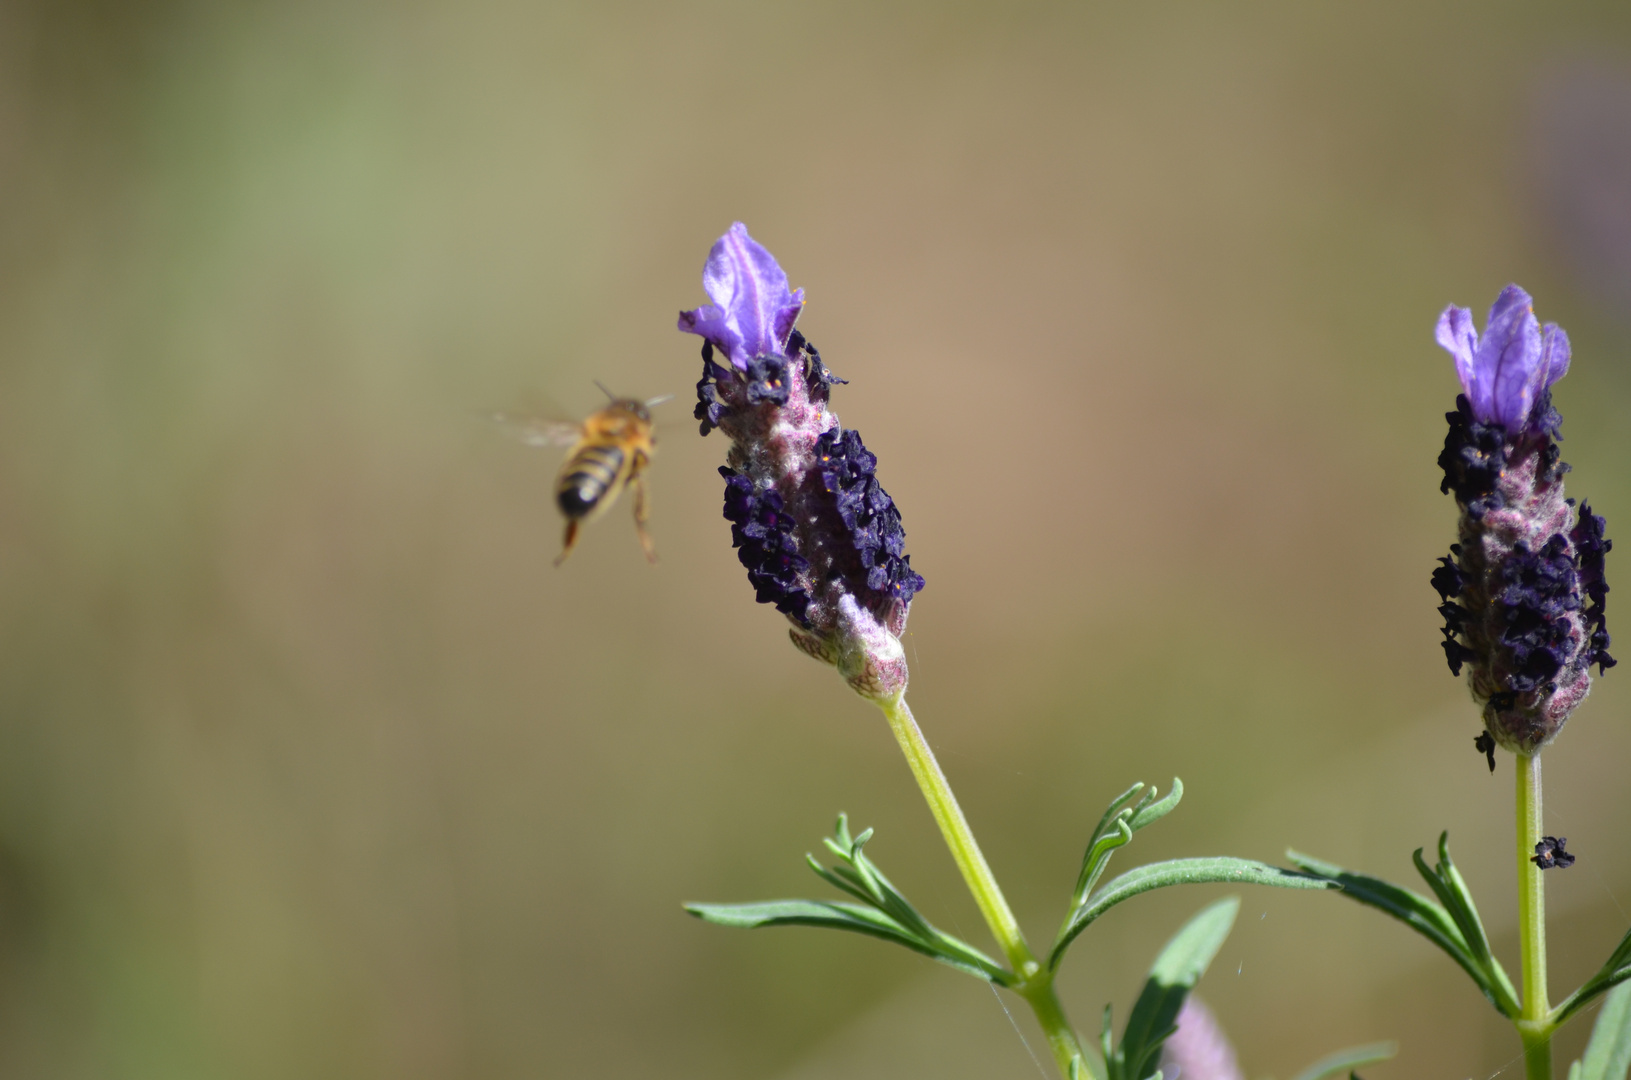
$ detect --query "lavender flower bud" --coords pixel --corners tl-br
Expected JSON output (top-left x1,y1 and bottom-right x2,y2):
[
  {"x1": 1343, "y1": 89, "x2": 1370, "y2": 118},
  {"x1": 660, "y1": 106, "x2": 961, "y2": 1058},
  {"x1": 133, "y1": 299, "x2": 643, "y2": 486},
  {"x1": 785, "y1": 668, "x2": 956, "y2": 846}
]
[
  {"x1": 1158, "y1": 996, "x2": 1245, "y2": 1080},
  {"x1": 1433, "y1": 285, "x2": 1614, "y2": 755},
  {"x1": 679, "y1": 224, "x2": 924, "y2": 700}
]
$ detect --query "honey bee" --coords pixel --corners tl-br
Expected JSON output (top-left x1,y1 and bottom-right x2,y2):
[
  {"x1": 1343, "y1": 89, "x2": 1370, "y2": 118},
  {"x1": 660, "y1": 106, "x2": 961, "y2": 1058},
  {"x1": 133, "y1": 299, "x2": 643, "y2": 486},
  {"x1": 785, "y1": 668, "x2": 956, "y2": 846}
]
[{"x1": 495, "y1": 384, "x2": 671, "y2": 565}]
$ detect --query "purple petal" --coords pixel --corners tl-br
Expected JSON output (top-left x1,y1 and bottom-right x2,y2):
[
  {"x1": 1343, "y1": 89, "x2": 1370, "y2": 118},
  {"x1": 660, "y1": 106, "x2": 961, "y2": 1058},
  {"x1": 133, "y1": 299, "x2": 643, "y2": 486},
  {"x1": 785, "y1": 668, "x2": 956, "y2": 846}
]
[
  {"x1": 676, "y1": 223, "x2": 805, "y2": 371},
  {"x1": 1486, "y1": 283, "x2": 1533, "y2": 329},
  {"x1": 1541, "y1": 323, "x2": 1571, "y2": 388},
  {"x1": 1159, "y1": 997, "x2": 1244, "y2": 1080},
  {"x1": 1435, "y1": 305, "x2": 1479, "y2": 400},
  {"x1": 677, "y1": 302, "x2": 742, "y2": 366},
  {"x1": 1476, "y1": 284, "x2": 1544, "y2": 430}
]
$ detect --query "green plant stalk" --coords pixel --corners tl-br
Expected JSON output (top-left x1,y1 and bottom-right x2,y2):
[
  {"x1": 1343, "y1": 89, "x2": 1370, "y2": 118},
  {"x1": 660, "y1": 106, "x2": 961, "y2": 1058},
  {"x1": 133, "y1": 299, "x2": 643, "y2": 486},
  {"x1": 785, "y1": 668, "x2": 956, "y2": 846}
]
[
  {"x1": 1517, "y1": 752, "x2": 1553, "y2": 1080},
  {"x1": 878, "y1": 693, "x2": 1093, "y2": 1079}
]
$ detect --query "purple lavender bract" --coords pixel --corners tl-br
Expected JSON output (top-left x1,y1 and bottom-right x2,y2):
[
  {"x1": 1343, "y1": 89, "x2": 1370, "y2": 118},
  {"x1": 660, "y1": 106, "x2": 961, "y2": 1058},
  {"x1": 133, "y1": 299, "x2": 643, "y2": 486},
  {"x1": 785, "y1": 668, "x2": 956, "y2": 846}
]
[
  {"x1": 1433, "y1": 285, "x2": 1613, "y2": 755},
  {"x1": 679, "y1": 223, "x2": 924, "y2": 700},
  {"x1": 1435, "y1": 284, "x2": 1571, "y2": 435}
]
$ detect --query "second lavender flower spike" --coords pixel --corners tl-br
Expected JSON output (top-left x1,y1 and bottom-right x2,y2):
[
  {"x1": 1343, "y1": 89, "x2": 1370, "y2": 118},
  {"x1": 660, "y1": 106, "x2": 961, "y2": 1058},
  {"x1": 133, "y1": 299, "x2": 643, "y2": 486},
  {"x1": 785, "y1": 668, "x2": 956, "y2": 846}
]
[
  {"x1": 1433, "y1": 284, "x2": 1613, "y2": 756},
  {"x1": 679, "y1": 223, "x2": 924, "y2": 700}
]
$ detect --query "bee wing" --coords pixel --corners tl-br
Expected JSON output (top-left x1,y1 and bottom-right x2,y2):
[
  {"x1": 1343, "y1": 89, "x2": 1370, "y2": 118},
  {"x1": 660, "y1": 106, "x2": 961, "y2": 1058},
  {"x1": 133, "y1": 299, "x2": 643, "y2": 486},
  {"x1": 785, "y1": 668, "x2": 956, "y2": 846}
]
[{"x1": 487, "y1": 412, "x2": 583, "y2": 448}]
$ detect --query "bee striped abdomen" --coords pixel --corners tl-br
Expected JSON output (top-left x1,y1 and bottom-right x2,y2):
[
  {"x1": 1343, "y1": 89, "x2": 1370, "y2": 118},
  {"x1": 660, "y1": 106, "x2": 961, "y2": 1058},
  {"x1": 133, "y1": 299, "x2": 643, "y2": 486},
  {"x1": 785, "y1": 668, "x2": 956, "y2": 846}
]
[{"x1": 556, "y1": 444, "x2": 626, "y2": 518}]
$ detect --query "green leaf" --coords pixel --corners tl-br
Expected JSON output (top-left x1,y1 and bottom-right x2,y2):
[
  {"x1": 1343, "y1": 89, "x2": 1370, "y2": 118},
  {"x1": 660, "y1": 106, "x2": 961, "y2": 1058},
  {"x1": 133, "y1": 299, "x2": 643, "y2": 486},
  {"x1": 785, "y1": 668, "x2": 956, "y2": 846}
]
[
  {"x1": 1073, "y1": 784, "x2": 1148, "y2": 904},
  {"x1": 1093, "y1": 783, "x2": 1151, "y2": 849},
  {"x1": 688, "y1": 816, "x2": 1017, "y2": 987},
  {"x1": 1565, "y1": 968, "x2": 1631, "y2": 1027},
  {"x1": 1120, "y1": 898, "x2": 1238, "y2": 1080},
  {"x1": 1288, "y1": 1041, "x2": 1398, "y2": 1080},
  {"x1": 685, "y1": 899, "x2": 1011, "y2": 983},
  {"x1": 1562, "y1": 926, "x2": 1631, "y2": 1024},
  {"x1": 1574, "y1": 981, "x2": 1631, "y2": 1080},
  {"x1": 1610, "y1": 927, "x2": 1631, "y2": 982},
  {"x1": 1410, "y1": 834, "x2": 1519, "y2": 1014},
  {"x1": 1129, "y1": 778, "x2": 1183, "y2": 832},
  {"x1": 1101, "y1": 1004, "x2": 1117, "y2": 1080},
  {"x1": 1286, "y1": 849, "x2": 1512, "y2": 1017},
  {"x1": 1555, "y1": 922, "x2": 1631, "y2": 1024},
  {"x1": 1075, "y1": 817, "x2": 1135, "y2": 906},
  {"x1": 1052, "y1": 857, "x2": 1333, "y2": 971},
  {"x1": 1071, "y1": 781, "x2": 1185, "y2": 910}
]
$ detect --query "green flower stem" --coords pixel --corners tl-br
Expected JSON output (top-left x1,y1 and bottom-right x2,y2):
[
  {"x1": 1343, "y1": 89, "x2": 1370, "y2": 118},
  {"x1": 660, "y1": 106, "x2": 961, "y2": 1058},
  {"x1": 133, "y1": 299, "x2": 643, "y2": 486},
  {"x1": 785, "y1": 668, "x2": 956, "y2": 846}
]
[
  {"x1": 878, "y1": 693, "x2": 1093, "y2": 1079},
  {"x1": 1516, "y1": 752, "x2": 1553, "y2": 1080},
  {"x1": 1019, "y1": 978, "x2": 1094, "y2": 1080}
]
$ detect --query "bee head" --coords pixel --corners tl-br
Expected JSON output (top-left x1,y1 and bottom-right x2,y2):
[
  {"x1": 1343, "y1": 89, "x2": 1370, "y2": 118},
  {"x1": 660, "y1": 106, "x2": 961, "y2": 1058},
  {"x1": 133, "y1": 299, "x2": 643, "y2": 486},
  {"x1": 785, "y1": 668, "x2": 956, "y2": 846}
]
[{"x1": 593, "y1": 381, "x2": 671, "y2": 423}]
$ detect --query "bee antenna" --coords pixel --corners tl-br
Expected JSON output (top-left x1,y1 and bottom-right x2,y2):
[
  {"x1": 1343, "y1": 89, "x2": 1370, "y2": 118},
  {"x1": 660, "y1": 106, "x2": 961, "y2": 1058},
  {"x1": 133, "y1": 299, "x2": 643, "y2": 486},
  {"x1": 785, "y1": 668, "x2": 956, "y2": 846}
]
[
  {"x1": 593, "y1": 380, "x2": 618, "y2": 402},
  {"x1": 644, "y1": 394, "x2": 675, "y2": 408}
]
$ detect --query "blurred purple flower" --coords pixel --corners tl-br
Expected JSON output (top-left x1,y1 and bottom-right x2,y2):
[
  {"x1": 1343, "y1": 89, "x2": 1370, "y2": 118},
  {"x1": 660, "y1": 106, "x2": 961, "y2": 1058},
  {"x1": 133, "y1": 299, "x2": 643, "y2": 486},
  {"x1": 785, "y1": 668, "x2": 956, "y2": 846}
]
[
  {"x1": 1434, "y1": 284, "x2": 1570, "y2": 435},
  {"x1": 1159, "y1": 997, "x2": 1244, "y2": 1080},
  {"x1": 678, "y1": 223, "x2": 923, "y2": 701}
]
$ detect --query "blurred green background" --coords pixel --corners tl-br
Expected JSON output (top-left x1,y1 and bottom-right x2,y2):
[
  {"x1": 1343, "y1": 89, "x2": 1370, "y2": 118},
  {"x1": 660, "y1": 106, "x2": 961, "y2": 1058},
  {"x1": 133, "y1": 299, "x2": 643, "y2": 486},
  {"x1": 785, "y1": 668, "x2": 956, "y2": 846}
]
[{"x1": 3, "y1": 1, "x2": 1631, "y2": 1077}]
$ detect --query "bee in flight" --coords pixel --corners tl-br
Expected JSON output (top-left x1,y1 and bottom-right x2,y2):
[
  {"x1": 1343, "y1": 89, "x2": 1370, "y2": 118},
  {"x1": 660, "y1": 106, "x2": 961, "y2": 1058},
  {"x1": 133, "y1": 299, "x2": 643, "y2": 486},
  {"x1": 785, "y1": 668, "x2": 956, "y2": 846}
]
[{"x1": 495, "y1": 384, "x2": 671, "y2": 565}]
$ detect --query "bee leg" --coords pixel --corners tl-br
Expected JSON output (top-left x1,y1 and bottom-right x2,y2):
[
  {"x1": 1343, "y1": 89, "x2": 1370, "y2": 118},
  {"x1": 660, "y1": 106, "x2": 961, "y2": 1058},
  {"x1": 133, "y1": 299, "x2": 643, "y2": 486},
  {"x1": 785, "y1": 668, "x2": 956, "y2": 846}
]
[
  {"x1": 554, "y1": 520, "x2": 579, "y2": 567},
  {"x1": 631, "y1": 457, "x2": 657, "y2": 563}
]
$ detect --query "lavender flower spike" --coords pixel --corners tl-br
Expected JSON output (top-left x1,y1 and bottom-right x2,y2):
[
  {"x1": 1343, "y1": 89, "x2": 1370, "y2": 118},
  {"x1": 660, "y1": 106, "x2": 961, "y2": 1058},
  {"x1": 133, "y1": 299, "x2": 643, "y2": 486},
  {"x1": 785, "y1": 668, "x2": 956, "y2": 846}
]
[
  {"x1": 1433, "y1": 285, "x2": 1613, "y2": 756},
  {"x1": 679, "y1": 223, "x2": 924, "y2": 700}
]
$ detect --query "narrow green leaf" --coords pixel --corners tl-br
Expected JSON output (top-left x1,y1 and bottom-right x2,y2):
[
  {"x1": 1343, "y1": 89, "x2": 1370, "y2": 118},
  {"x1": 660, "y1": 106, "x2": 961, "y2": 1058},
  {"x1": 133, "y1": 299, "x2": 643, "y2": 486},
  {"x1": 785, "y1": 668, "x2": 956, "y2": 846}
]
[
  {"x1": 1289, "y1": 850, "x2": 1465, "y2": 944},
  {"x1": 1052, "y1": 858, "x2": 1333, "y2": 970},
  {"x1": 1286, "y1": 849, "x2": 1509, "y2": 1016},
  {"x1": 1607, "y1": 925, "x2": 1631, "y2": 977},
  {"x1": 1559, "y1": 966, "x2": 1631, "y2": 1026},
  {"x1": 686, "y1": 897, "x2": 902, "y2": 934},
  {"x1": 813, "y1": 822, "x2": 1009, "y2": 979},
  {"x1": 684, "y1": 899, "x2": 1011, "y2": 983},
  {"x1": 1430, "y1": 834, "x2": 1520, "y2": 1012},
  {"x1": 1097, "y1": 783, "x2": 1148, "y2": 837},
  {"x1": 1433, "y1": 834, "x2": 1501, "y2": 964},
  {"x1": 1129, "y1": 778, "x2": 1183, "y2": 832},
  {"x1": 832, "y1": 813, "x2": 854, "y2": 849},
  {"x1": 1070, "y1": 780, "x2": 1187, "y2": 921},
  {"x1": 842, "y1": 834, "x2": 889, "y2": 903},
  {"x1": 1121, "y1": 898, "x2": 1238, "y2": 1080},
  {"x1": 1075, "y1": 818, "x2": 1135, "y2": 904},
  {"x1": 806, "y1": 857, "x2": 875, "y2": 908},
  {"x1": 1575, "y1": 982, "x2": 1631, "y2": 1080},
  {"x1": 1101, "y1": 1004, "x2": 1119, "y2": 1080},
  {"x1": 1413, "y1": 845, "x2": 1483, "y2": 960},
  {"x1": 1555, "y1": 924, "x2": 1631, "y2": 1024},
  {"x1": 1288, "y1": 1041, "x2": 1398, "y2": 1080},
  {"x1": 1407, "y1": 838, "x2": 1519, "y2": 1014},
  {"x1": 1076, "y1": 784, "x2": 1146, "y2": 896}
]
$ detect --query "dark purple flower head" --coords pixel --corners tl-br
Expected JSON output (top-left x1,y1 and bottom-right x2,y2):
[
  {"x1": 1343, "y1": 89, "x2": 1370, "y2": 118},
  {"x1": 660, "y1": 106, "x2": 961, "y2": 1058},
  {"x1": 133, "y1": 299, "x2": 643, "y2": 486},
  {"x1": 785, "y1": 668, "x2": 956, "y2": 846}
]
[
  {"x1": 678, "y1": 224, "x2": 923, "y2": 701},
  {"x1": 1435, "y1": 284, "x2": 1571, "y2": 435},
  {"x1": 1432, "y1": 287, "x2": 1611, "y2": 755}
]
